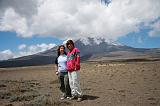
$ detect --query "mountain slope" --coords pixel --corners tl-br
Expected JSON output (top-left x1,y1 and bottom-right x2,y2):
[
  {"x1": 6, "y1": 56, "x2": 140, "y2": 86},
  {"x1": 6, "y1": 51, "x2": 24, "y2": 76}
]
[{"x1": 0, "y1": 38, "x2": 160, "y2": 68}]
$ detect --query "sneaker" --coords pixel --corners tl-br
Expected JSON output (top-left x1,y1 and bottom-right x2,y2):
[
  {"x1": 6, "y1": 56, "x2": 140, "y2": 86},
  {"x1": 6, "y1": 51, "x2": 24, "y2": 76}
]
[
  {"x1": 77, "y1": 97, "x2": 82, "y2": 102},
  {"x1": 60, "y1": 93, "x2": 66, "y2": 100},
  {"x1": 69, "y1": 96, "x2": 76, "y2": 100},
  {"x1": 66, "y1": 96, "x2": 71, "y2": 99},
  {"x1": 60, "y1": 96, "x2": 65, "y2": 100}
]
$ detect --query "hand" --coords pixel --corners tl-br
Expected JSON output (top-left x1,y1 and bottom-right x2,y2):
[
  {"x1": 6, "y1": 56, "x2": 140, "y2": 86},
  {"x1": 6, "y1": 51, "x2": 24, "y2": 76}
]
[{"x1": 56, "y1": 71, "x2": 59, "y2": 75}]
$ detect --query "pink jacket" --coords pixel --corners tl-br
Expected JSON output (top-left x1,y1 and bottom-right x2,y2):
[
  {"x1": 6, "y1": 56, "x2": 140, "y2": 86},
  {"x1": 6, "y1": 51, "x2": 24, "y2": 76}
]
[{"x1": 67, "y1": 48, "x2": 80, "y2": 72}]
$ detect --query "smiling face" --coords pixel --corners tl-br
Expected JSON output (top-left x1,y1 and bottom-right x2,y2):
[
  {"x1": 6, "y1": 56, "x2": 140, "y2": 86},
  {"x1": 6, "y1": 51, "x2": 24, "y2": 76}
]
[
  {"x1": 67, "y1": 43, "x2": 74, "y2": 51},
  {"x1": 66, "y1": 40, "x2": 75, "y2": 51},
  {"x1": 59, "y1": 46, "x2": 65, "y2": 54}
]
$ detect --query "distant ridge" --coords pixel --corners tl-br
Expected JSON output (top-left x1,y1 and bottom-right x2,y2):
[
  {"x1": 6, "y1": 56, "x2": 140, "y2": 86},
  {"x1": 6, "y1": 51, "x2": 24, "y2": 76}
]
[{"x1": 0, "y1": 38, "x2": 160, "y2": 68}]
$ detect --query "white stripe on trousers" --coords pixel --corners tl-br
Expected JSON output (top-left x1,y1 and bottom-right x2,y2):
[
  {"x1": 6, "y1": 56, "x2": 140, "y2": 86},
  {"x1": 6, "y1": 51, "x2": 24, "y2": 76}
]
[{"x1": 68, "y1": 70, "x2": 82, "y2": 97}]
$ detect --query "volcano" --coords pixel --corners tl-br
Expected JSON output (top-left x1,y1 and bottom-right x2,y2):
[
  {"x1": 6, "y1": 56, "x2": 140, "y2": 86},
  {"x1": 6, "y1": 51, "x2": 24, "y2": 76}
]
[{"x1": 0, "y1": 38, "x2": 160, "y2": 68}]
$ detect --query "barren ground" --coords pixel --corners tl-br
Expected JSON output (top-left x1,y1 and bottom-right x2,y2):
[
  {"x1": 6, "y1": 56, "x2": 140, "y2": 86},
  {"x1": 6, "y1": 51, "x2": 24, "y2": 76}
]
[{"x1": 0, "y1": 61, "x2": 160, "y2": 106}]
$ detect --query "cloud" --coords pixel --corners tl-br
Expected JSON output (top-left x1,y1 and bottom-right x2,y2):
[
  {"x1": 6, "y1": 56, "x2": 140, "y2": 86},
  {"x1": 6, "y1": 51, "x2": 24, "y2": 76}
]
[
  {"x1": 17, "y1": 43, "x2": 56, "y2": 57},
  {"x1": 0, "y1": 8, "x2": 32, "y2": 37},
  {"x1": 149, "y1": 20, "x2": 160, "y2": 37},
  {"x1": 0, "y1": 49, "x2": 14, "y2": 60},
  {"x1": 0, "y1": 0, "x2": 38, "y2": 17},
  {"x1": 0, "y1": 43, "x2": 56, "y2": 60},
  {"x1": 0, "y1": 0, "x2": 160, "y2": 41},
  {"x1": 18, "y1": 44, "x2": 27, "y2": 50}
]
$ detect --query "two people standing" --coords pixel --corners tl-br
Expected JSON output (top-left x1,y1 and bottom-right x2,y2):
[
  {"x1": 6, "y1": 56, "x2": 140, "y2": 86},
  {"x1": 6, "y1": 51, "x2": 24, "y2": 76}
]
[{"x1": 55, "y1": 40, "x2": 82, "y2": 102}]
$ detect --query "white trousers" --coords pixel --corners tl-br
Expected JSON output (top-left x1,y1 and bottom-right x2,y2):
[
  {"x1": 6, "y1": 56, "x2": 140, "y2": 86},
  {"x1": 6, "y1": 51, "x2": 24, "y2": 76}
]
[{"x1": 68, "y1": 70, "x2": 82, "y2": 97}]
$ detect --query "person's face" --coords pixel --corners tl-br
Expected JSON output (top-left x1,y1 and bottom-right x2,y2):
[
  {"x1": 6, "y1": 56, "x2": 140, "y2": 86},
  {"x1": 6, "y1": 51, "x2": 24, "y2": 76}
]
[
  {"x1": 68, "y1": 43, "x2": 74, "y2": 50},
  {"x1": 60, "y1": 46, "x2": 65, "y2": 54}
]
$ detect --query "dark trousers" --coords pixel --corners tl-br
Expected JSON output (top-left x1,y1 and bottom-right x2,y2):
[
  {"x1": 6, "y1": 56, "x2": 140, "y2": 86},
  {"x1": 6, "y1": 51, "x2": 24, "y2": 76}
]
[{"x1": 59, "y1": 72, "x2": 71, "y2": 97}]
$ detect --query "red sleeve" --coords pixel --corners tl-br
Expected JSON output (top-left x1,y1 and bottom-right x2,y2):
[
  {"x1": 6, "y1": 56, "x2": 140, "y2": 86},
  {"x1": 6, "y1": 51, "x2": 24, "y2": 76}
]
[{"x1": 75, "y1": 48, "x2": 80, "y2": 67}]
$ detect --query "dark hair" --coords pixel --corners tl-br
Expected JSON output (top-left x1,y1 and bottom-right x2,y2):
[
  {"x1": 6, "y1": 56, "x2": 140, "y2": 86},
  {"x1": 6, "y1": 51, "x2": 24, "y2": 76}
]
[
  {"x1": 66, "y1": 40, "x2": 74, "y2": 48},
  {"x1": 57, "y1": 45, "x2": 67, "y2": 56}
]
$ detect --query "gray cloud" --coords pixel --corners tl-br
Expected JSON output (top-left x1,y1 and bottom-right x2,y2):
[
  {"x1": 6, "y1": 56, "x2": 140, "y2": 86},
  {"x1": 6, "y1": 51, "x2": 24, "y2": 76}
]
[{"x1": 0, "y1": 0, "x2": 38, "y2": 18}]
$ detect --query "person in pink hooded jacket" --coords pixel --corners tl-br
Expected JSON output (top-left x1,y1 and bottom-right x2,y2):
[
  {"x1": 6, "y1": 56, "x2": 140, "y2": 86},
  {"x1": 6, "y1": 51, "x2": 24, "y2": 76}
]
[{"x1": 66, "y1": 40, "x2": 83, "y2": 102}]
